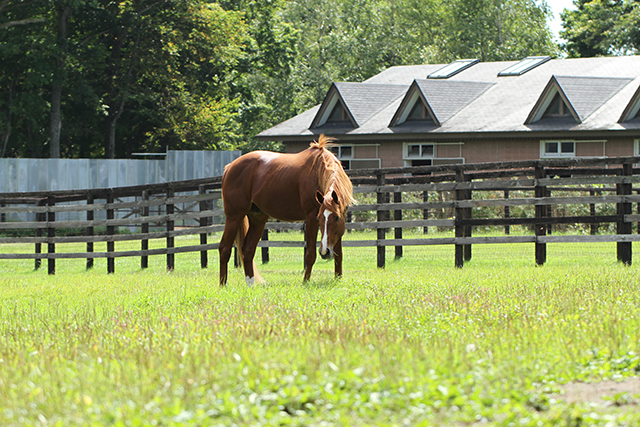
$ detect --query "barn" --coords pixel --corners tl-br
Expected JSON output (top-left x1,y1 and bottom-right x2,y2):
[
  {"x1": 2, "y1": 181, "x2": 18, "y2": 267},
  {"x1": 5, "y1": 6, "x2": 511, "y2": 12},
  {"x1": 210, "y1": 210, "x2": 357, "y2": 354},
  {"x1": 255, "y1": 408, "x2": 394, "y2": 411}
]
[{"x1": 257, "y1": 55, "x2": 640, "y2": 169}]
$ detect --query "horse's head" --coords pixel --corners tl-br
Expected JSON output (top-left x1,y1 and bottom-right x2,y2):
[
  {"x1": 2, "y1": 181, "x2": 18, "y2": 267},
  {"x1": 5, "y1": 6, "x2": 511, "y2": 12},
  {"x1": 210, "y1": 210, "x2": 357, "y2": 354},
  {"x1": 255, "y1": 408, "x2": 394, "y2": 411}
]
[{"x1": 316, "y1": 189, "x2": 346, "y2": 260}]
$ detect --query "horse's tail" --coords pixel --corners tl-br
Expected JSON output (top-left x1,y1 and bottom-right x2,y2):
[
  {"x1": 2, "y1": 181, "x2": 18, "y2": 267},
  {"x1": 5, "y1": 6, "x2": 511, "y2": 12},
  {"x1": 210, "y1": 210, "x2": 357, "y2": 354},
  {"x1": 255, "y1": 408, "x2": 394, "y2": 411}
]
[{"x1": 234, "y1": 216, "x2": 264, "y2": 284}]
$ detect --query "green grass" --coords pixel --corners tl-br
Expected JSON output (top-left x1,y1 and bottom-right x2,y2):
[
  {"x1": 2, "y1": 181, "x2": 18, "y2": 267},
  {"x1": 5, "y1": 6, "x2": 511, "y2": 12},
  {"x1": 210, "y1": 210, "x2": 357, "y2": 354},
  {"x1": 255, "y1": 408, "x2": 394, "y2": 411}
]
[{"x1": 1, "y1": 232, "x2": 640, "y2": 426}]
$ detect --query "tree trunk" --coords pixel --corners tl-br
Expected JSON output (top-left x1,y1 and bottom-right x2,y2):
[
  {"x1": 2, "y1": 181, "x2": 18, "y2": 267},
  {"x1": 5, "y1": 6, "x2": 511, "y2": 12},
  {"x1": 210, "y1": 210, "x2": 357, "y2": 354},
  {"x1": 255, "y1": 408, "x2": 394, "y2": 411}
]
[
  {"x1": 104, "y1": 95, "x2": 126, "y2": 159},
  {"x1": 49, "y1": 4, "x2": 71, "y2": 159},
  {"x1": 1, "y1": 80, "x2": 13, "y2": 158}
]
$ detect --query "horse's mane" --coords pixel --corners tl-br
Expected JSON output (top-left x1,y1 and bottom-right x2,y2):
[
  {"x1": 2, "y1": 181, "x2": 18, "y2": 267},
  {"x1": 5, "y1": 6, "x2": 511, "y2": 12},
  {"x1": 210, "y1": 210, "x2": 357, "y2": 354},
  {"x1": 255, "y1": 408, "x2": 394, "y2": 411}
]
[{"x1": 310, "y1": 135, "x2": 356, "y2": 215}]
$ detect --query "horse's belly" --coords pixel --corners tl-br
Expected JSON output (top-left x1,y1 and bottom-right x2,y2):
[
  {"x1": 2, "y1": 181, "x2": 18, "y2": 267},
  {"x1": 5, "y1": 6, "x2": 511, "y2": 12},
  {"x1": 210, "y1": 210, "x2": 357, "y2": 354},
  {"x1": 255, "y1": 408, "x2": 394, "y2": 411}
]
[{"x1": 253, "y1": 197, "x2": 307, "y2": 221}]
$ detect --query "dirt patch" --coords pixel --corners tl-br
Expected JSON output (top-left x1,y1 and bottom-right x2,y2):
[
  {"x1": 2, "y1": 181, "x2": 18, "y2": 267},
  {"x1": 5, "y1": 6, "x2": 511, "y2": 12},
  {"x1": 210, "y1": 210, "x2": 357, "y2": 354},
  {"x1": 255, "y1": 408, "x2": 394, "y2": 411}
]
[{"x1": 560, "y1": 377, "x2": 640, "y2": 406}]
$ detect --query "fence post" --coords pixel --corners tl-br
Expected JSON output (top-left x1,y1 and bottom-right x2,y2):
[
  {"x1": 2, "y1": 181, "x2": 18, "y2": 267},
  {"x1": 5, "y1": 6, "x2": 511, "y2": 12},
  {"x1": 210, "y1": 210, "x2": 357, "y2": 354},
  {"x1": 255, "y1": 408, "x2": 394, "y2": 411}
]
[
  {"x1": 464, "y1": 179, "x2": 472, "y2": 262},
  {"x1": 394, "y1": 191, "x2": 402, "y2": 259},
  {"x1": 422, "y1": 191, "x2": 429, "y2": 234},
  {"x1": 86, "y1": 193, "x2": 94, "y2": 270},
  {"x1": 376, "y1": 172, "x2": 385, "y2": 268},
  {"x1": 504, "y1": 190, "x2": 510, "y2": 235},
  {"x1": 35, "y1": 198, "x2": 45, "y2": 270},
  {"x1": 546, "y1": 189, "x2": 553, "y2": 235},
  {"x1": 106, "y1": 190, "x2": 115, "y2": 274},
  {"x1": 166, "y1": 185, "x2": 175, "y2": 271},
  {"x1": 534, "y1": 165, "x2": 547, "y2": 266},
  {"x1": 454, "y1": 170, "x2": 470, "y2": 268},
  {"x1": 198, "y1": 185, "x2": 209, "y2": 268},
  {"x1": 261, "y1": 229, "x2": 270, "y2": 264},
  {"x1": 47, "y1": 195, "x2": 55, "y2": 275},
  {"x1": 617, "y1": 162, "x2": 632, "y2": 265},
  {"x1": 636, "y1": 189, "x2": 640, "y2": 235},
  {"x1": 141, "y1": 190, "x2": 150, "y2": 269},
  {"x1": 590, "y1": 189, "x2": 598, "y2": 235}
]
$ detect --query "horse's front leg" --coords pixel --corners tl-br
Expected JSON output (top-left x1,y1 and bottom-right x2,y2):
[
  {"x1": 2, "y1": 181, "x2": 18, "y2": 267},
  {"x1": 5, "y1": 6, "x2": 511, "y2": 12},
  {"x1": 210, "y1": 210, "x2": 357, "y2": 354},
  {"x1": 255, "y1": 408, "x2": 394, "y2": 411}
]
[
  {"x1": 303, "y1": 216, "x2": 319, "y2": 282},
  {"x1": 333, "y1": 237, "x2": 343, "y2": 278},
  {"x1": 219, "y1": 216, "x2": 242, "y2": 287}
]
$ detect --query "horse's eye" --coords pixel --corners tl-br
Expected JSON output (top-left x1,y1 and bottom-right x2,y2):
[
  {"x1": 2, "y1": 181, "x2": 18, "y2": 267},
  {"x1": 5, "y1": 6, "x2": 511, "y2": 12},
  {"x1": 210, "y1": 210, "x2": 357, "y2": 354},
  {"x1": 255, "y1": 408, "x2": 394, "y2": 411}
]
[{"x1": 334, "y1": 216, "x2": 339, "y2": 222}]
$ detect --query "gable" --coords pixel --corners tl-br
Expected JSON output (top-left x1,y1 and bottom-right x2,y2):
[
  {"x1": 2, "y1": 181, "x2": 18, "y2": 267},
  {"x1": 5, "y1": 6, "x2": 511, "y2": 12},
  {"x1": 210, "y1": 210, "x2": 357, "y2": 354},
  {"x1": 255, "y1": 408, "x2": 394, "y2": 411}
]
[
  {"x1": 526, "y1": 75, "x2": 633, "y2": 124},
  {"x1": 310, "y1": 84, "x2": 357, "y2": 128},
  {"x1": 619, "y1": 85, "x2": 640, "y2": 123},
  {"x1": 389, "y1": 82, "x2": 438, "y2": 126},
  {"x1": 311, "y1": 82, "x2": 407, "y2": 129},
  {"x1": 390, "y1": 79, "x2": 494, "y2": 127}
]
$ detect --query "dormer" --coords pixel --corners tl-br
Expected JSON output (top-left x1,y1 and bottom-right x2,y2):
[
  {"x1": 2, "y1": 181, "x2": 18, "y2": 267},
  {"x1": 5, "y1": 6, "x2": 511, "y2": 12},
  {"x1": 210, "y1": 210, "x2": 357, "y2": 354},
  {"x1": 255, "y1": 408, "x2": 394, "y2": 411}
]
[
  {"x1": 311, "y1": 82, "x2": 407, "y2": 130},
  {"x1": 526, "y1": 75, "x2": 633, "y2": 124},
  {"x1": 619, "y1": 85, "x2": 640, "y2": 123},
  {"x1": 311, "y1": 84, "x2": 356, "y2": 128},
  {"x1": 390, "y1": 79, "x2": 494, "y2": 127},
  {"x1": 390, "y1": 82, "x2": 438, "y2": 126}
]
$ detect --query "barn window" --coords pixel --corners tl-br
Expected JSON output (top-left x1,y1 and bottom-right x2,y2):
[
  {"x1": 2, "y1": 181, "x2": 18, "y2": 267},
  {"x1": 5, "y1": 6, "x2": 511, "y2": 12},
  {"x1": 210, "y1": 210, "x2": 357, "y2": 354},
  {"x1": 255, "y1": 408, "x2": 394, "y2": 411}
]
[
  {"x1": 330, "y1": 145, "x2": 381, "y2": 170},
  {"x1": 407, "y1": 144, "x2": 434, "y2": 158},
  {"x1": 404, "y1": 143, "x2": 435, "y2": 167},
  {"x1": 542, "y1": 140, "x2": 575, "y2": 158},
  {"x1": 330, "y1": 145, "x2": 353, "y2": 169}
]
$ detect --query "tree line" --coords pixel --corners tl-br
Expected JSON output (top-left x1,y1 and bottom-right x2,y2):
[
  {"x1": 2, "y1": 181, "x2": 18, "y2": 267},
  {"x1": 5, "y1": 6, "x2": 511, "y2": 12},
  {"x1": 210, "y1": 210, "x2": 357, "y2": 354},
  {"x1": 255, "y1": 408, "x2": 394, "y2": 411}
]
[{"x1": 0, "y1": 0, "x2": 638, "y2": 159}]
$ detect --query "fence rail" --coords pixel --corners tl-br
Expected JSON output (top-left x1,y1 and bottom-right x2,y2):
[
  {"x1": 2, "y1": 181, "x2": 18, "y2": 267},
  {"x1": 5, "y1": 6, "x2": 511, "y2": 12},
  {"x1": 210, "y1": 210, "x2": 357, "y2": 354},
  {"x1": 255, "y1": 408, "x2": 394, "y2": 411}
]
[{"x1": 2, "y1": 156, "x2": 640, "y2": 273}]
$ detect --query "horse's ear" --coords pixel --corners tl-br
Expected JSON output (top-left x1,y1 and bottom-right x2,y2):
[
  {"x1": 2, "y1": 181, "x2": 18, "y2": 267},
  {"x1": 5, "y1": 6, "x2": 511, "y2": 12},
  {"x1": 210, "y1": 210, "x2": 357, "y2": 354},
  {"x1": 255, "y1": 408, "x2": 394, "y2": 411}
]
[
  {"x1": 316, "y1": 190, "x2": 324, "y2": 205},
  {"x1": 331, "y1": 190, "x2": 340, "y2": 206}
]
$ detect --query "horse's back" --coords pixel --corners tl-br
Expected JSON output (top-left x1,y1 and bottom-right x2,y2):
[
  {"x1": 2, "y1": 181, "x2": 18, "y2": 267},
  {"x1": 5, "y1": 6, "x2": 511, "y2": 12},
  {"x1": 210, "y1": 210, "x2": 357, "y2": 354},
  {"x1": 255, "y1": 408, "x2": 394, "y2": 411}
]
[{"x1": 222, "y1": 150, "x2": 314, "y2": 220}]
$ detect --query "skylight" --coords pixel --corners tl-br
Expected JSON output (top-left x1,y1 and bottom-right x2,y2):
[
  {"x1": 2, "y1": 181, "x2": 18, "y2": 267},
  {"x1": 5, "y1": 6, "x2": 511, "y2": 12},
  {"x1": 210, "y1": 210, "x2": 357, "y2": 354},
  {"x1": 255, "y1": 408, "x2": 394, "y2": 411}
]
[
  {"x1": 498, "y1": 56, "x2": 551, "y2": 77},
  {"x1": 428, "y1": 59, "x2": 479, "y2": 79}
]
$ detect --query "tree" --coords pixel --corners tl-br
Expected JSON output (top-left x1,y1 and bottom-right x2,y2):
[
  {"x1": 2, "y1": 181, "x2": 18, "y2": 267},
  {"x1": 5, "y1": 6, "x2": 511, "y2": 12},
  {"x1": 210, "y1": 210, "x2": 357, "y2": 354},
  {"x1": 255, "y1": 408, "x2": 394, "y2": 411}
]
[
  {"x1": 442, "y1": 0, "x2": 558, "y2": 62},
  {"x1": 1, "y1": 0, "x2": 51, "y2": 158},
  {"x1": 49, "y1": 1, "x2": 73, "y2": 158},
  {"x1": 561, "y1": 0, "x2": 639, "y2": 57},
  {"x1": 0, "y1": 0, "x2": 45, "y2": 29},
  {"x1": 219, "y1": 0, "x2": 298, "y2": 151},
  {"x1": 81, "y1": 0, "x2": 247, "y2": 158}
]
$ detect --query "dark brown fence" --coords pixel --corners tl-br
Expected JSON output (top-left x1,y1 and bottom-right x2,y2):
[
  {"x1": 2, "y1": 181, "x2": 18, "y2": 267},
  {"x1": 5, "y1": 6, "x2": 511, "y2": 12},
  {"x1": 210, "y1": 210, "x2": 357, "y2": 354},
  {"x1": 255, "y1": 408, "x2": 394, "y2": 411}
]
[{"x1": 2, "y1": 156, "x2": 640, "y2": 273}]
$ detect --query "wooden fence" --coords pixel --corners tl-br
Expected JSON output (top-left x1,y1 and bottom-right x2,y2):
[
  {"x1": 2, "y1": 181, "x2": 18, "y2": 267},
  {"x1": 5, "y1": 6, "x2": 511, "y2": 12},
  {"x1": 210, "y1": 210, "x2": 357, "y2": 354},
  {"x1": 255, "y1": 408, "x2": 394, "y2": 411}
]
[{"x1": 2, "y1": 156, "x2": 640, "y2": 273}]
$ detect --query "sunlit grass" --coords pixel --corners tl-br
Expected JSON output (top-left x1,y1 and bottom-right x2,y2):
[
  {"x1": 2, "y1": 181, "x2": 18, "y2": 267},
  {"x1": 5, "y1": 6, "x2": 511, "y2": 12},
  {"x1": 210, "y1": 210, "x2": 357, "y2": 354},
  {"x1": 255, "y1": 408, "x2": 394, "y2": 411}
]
[{"x1": 1, "y1": 232, "x2": 640, "y2": 426}]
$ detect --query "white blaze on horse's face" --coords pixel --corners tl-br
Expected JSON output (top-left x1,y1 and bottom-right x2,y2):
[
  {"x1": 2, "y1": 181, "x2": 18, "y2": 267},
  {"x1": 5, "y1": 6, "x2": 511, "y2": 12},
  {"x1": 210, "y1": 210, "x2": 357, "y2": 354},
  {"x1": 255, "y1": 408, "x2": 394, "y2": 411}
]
[
  {"x1": 316, "y1": 189, "x2": 345, "y2": 260},
  {"x1": 320, "y1": 209, "x2": 333, "y2": 259}
]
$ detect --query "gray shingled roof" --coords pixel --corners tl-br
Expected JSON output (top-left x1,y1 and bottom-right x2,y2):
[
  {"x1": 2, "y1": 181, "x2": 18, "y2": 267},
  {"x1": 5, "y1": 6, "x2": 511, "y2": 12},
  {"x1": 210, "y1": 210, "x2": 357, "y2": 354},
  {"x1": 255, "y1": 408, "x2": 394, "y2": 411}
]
[
  {"x1": 314, "y1": 82, "x2": 408, "y2": 127},
  {"x1": 556, "y1": 76, "x2": 634, "y2": 122},
  {"x1": 258, "y1": 56, "x2": 640, "y2": 140},
  {"x1": 414, "y1": 79, "x2": 495, "y2": 124}
]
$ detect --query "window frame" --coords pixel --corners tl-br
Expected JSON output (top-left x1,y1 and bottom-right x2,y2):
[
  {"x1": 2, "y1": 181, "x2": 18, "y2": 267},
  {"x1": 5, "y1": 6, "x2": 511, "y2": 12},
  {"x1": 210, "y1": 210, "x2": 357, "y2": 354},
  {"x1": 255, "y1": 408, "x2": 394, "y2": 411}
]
[
  {"x1": 404, "y1": 143, "x2": 435, "y2": 159},
  {"x1": 541, "y1": 140, "x2": 576, "y2": 158}
]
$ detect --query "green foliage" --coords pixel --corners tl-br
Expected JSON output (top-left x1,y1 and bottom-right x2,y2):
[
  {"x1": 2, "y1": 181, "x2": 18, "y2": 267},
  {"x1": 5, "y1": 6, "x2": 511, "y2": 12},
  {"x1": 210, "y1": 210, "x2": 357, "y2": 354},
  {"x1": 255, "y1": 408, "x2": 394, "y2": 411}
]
[
  {"x1": 1, "y1": 238, "x2": 640, "y2": 425},
  {"x1": 1, "y1": 0, "x2": 560, "y2": 158},
  {"x1": 441, "y1": 0, "x2": 559, "y2": 61},
  {"x1": 561, "y1": 0, "x2": 640, "y2": 57}
]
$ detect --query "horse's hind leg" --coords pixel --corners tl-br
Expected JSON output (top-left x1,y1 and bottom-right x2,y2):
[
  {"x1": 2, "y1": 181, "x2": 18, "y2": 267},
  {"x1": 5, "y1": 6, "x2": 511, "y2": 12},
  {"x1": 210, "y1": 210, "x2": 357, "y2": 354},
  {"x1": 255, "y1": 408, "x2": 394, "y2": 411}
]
[
  {"x1": 242, "y1": 212, "x2": 268, "y2": 285},
  {"x1": 219, "y1": 215, "x2": 243, "y2": 286}
]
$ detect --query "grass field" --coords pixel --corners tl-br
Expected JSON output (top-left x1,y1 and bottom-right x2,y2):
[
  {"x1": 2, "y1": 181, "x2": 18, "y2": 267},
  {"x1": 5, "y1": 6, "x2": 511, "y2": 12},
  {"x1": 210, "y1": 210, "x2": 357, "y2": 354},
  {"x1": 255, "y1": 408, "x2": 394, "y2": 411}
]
[{"x1": 1, "y1": 232, "x2": 640, "y2": 426}]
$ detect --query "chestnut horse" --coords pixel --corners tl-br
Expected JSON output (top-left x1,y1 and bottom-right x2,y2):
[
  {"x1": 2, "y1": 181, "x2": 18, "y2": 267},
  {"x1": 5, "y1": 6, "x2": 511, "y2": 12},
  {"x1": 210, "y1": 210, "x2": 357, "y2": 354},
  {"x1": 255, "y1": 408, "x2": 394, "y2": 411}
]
[{"x1": 219, "y1": 135, "x2": 355, "y2": 286}]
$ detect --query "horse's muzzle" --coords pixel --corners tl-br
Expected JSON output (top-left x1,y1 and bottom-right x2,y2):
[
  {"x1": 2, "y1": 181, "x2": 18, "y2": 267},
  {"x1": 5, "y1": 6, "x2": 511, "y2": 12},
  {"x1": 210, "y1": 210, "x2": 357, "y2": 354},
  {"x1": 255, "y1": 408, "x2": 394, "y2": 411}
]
[{"x1": 319, "y1": 247, "x2": 334, "y2": 260}]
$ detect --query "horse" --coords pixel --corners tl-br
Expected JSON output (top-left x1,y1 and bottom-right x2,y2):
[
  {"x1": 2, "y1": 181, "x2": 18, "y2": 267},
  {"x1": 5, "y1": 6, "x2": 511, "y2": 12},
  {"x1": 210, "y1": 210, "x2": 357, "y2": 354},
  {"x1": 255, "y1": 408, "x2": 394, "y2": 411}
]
[{"x1": 218, "y1": 135, "x2": 356, "y2": 286}]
